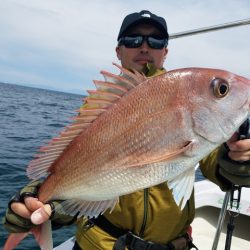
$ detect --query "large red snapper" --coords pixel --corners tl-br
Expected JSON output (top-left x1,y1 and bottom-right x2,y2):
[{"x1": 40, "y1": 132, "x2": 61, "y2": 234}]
[{"x1": 4, "y1": 64, "x2": 250, "y2": 249}]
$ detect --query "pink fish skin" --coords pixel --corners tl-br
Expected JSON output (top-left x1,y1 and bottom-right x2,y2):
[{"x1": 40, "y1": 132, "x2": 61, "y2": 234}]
[
  {"x1": 4, "y1": 65, "x2": 250, "y2": 249},
  {"x1": 3, "y1": 232, "x2": 28, "y2": 250}
]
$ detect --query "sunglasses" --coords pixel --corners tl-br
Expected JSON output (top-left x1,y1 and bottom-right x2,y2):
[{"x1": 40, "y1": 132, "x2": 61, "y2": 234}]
[{"x1": 118, "y1": 35, "x2": 168, "y2": 49}]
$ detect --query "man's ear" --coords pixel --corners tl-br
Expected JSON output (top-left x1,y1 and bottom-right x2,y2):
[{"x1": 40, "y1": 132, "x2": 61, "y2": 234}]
[
  {"x1": 116, "y1": 46, "x2": 121, "y2": 60},
  {"x1": 164, "y1": 47, "x2": 168, "y2": 58},
  {"x1": 162, "y1": 48, "x2": 168, "y2": 62}
]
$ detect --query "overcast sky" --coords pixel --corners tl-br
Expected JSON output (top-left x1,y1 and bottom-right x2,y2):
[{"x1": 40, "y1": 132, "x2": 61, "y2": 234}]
[{"x1": 0, "y1": 0, "x2": 250, "y2": 94}]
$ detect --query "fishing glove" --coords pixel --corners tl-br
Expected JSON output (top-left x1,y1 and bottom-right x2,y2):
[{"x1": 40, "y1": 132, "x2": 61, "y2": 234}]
[
  {"x1": 3, "y1": 180, "x2": 76, "y2": 233},
  {"x1": 217, "y1": 144, "x2": 250, "y2": 186}
]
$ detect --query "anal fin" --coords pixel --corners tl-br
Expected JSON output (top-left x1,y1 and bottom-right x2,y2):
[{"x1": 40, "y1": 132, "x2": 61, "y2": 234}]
[{"x1": 56, "y1": 198, "x2": 119, "y2": 218}]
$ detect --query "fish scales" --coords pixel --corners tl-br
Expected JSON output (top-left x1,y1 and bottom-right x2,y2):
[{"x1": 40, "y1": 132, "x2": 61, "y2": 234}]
[{"x1": 38, "y1": 70, "x2": 191, "y2": 202}]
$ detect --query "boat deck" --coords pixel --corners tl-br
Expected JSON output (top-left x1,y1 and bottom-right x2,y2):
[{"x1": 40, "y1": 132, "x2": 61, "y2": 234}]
[
  {"x1": 193, "y1": 206, "x2": 250, "y2": 249},
  {"x1": 193, "y1": 180, "x2": 250, "y2": 249}
]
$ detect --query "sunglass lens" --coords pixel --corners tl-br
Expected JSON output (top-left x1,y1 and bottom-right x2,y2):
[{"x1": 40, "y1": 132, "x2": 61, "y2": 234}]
[
  {"x1": 148, "y1": 37, "x2": 167, "y2": 49},
  {"x1": 124, "y1": 36, "x2": 143, "y2": 48}
]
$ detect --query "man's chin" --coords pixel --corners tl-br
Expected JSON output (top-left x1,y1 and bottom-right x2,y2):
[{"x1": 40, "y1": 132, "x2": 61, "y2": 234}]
[{"x1": 132, "y1": 63, "x2": 147, "y2": 73}]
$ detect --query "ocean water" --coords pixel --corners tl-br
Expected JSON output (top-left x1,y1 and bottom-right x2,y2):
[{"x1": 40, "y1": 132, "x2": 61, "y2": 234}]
[
  {"x1": 0, "y1": 82, "x2": 204, "y2": 249},
  {"x1": 0, "y1": 82, "x2": 82, "y2": 249}
]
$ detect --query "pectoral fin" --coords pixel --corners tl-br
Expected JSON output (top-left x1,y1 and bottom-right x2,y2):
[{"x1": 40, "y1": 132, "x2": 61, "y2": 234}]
[
  {"x1": 168, "y1": 167, "x2": 195, "y2": 210},
  {"x1": 126, "y1": 141, "x2": 193, "y2": 168}
]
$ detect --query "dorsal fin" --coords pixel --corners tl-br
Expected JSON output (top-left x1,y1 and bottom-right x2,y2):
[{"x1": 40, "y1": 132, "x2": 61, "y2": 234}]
[{"x1": 26, "y1": 64, "x2": 145, "y2": 180}]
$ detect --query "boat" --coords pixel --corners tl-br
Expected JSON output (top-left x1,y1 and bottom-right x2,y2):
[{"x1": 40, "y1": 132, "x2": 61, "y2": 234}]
[
  {"x1": 53, "y1": 179, "x2": 250, "y2": 250},
  {"x1": 193, "y1": 180, "x2": 250, "y2": 250}
]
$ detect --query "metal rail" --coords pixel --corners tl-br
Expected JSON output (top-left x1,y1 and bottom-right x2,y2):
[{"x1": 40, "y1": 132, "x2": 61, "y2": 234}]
[{"x1": 169, "y1": 18, "x2": 250, "y2": 39}]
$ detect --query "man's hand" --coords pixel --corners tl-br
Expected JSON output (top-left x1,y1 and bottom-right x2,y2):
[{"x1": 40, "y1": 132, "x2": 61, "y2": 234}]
[
  {"x1": 11, "y1": 197, "x2": 52, "y2": 225},
  {"x1": 217, "y1": 133, "x2": 250, "y2": 186},
  {"x1": 3, "y1": 180, "x2": 52, "y2": 233},
  {"x1": 227, "y1": 133, "x2": 250, "y2": 162},
  {"x1": 3, "y1": 180, "x2": 76, "y2": 234}
]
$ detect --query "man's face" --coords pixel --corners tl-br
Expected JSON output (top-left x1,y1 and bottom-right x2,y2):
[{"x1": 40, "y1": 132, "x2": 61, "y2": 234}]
[{"x1": 116, "y1": 23, "x2": 168, "y2": 73}]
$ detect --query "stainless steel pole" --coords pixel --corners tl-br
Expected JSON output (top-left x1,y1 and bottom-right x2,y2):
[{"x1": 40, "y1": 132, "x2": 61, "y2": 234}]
[
  {"x1": 211, "y1": 191, "x2": 230, "y2": 250},
  {"x1": 169, "y1": 18, "x2": 250, "y2": 39}
]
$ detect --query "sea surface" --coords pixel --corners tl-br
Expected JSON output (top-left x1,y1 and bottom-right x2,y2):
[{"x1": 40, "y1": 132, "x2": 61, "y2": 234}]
[
  {"x1": 0, "y1": 82, "x2": 82, "y2": 249},
  {"x1": 0, "y1": 82, "x2": 204, "y2": 249}
]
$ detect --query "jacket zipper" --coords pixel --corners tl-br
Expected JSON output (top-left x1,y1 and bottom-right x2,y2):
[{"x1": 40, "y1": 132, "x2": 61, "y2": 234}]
[{"x1": 139, "y1": 188, "x2": 149, "y2": 237}]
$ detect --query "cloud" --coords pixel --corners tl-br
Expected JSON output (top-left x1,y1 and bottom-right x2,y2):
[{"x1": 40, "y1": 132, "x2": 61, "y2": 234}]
[{"x1": 0, "y1": 0, "x2": 249, "y2": 94}]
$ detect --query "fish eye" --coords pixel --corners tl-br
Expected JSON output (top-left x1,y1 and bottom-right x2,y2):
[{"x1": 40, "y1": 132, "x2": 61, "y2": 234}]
[{"x1": 211, "y1": 78, "x2": 230, "y2": 98}]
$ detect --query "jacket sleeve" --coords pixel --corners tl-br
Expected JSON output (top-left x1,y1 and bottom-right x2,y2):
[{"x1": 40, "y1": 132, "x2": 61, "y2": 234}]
[{"x1": 199, "y1": 146, "x2": 231, "y2": 191}]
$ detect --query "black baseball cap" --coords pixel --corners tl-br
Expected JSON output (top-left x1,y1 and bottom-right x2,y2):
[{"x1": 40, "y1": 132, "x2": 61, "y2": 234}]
[{"x1": 117, "y1": 10, "x2": 169, "y2": 41}]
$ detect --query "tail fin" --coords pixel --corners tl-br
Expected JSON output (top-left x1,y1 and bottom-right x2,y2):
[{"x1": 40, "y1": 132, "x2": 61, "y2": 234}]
[
  {"x1": 3, "y1": 232, "x2": 29, "y2": 250},
  {"x1": 3, "y1": 220, "x2": 53, "y2": 250}
]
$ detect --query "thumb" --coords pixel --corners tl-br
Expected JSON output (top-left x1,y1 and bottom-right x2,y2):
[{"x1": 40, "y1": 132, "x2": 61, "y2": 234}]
[{"x1": 31, "y1": 204, "x2": 52, "y2": 225}]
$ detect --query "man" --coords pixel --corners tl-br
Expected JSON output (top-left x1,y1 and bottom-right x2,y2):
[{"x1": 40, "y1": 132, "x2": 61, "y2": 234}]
[{"x1": 4, "y1": 10, "x2": 250, "y2": 250}]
